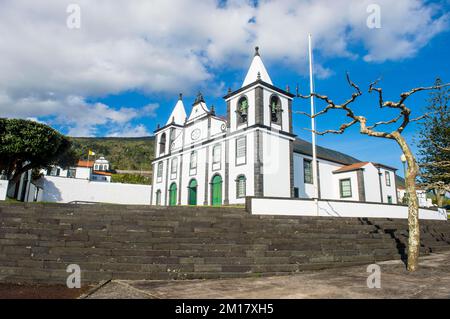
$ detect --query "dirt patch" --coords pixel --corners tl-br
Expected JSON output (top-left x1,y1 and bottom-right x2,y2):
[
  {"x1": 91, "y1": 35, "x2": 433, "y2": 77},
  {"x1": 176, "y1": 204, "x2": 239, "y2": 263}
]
[{"x1": 0, "y1": 283, "x2": 93, "y2": 299}]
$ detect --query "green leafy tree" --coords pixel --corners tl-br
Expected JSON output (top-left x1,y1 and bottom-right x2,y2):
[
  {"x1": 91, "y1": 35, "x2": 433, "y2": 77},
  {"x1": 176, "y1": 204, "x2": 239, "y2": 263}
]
[
  {"x1": 417, "y1": 78, "x2": 450, "y2": 207},
  {"x1": 111, "y1": 173, "x2": 151, "y2": 185},
  {"x1": 0, "y1": 118, "x2": 77, "y2": 183}
]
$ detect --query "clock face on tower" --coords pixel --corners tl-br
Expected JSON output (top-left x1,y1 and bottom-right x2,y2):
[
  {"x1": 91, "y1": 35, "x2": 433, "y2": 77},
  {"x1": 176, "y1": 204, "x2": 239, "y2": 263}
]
[{"x1": 191, "y1": 128, "x2": 201, "y2": 141}]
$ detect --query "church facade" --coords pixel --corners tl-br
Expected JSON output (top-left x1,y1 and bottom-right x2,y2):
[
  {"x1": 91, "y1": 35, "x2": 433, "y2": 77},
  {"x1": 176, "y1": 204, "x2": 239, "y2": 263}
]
[{"x1": 151, "y1": 48, "x2": 398, "y2": 206}]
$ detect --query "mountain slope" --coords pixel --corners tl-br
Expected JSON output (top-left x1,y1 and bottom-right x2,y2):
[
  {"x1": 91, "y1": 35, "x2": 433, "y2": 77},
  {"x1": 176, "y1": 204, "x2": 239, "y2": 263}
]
[{"x1": 70, "y1": 136, "x2": 155, "y2": 171}]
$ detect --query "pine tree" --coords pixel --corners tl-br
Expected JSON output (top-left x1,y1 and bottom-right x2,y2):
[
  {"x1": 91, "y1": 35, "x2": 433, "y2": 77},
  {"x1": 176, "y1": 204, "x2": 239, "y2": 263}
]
[{"x1": 417, "y1": 77, "x2": 450, "y2": 207}]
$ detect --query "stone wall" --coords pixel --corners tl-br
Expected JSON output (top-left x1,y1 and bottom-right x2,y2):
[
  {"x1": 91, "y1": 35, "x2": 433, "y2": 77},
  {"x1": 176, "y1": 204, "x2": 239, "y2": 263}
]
[{"x1": 0, "y1": 203, "x2": 449, "y2": 284}]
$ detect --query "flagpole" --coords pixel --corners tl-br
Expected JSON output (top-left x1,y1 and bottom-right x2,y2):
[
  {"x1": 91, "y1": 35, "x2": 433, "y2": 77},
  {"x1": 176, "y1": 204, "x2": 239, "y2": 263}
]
[{"x1": 308, "y1": 33, "x2": 319, "y2": 216}]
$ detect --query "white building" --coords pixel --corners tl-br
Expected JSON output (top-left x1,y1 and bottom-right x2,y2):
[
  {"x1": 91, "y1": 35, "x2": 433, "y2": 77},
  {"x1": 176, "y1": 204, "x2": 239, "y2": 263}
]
[
  {"x1": 151, "y1": 47, "x2": 398, "y2": 206},
  {"x1": 46, "y1": 159, "x2": 112, "y2": 183}
]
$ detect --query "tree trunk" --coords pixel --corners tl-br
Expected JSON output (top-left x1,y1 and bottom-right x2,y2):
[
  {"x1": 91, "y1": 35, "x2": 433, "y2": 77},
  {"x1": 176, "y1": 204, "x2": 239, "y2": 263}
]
[
  {"x1": 435, "y1": 190, "x2": 445, "y2": 207},
  {"x1": 393, "y1": 132, "x2": 420, "y2": 271}
]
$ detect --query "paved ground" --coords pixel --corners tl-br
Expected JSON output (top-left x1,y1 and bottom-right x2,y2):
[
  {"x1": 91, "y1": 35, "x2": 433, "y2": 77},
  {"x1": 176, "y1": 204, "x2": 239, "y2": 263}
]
[
  {"x1": 0, "y1": 284, "x2": 92, "y2": 299},
  {"x1": 86, "y1": 251, "x2": 450, "y2": 299}
]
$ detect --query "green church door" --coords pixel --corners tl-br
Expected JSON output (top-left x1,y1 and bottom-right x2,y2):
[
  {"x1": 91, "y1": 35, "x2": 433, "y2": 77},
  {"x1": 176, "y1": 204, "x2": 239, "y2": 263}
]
[
  {"x1": 188, "y1": 179, "x2": 197, "y2": 205},
  {"x1": 169, "y1": 183, "x2": 177, "y2": 206},
  {"x1": 211, "y1": 175, "x2": 222, "y2": 206}
]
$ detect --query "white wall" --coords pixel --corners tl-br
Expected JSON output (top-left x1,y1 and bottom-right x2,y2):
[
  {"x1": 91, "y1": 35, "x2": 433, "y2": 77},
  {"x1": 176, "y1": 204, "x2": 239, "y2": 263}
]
[
  {"x1": 38, "y1": 176, "x2": 151, "y2": 205},
  {"x1": 378, "y1": 167, "x2": 397, "y2": 203},
  {"x1": 262, "y1": 131, "x2": 291, "y2": 197},
  {"x1": 0, "y1": 180, "x2": 8, "y2": 200},
  {"x1": 331, "y1": 171, "x2": 359, "y2": 201},
  {"x1": 363, "y1": 164, "x2": 382, "y2": 202},
  {"x1": 248, "y1": 197, "x2": 447, "y2": 221}
]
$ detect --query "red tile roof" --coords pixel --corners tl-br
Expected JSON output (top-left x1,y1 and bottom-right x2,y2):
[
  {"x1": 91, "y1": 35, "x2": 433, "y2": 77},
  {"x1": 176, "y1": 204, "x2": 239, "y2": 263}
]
[
  {"x1": 77, "y1": 160, "x2": 94, "y2": 168},
  {"x1": 93, "y1": 171, "x2": 112, "y2": 176},
  {"x1": 333, "y1": 162, "x2": 369, "y2": 173}
]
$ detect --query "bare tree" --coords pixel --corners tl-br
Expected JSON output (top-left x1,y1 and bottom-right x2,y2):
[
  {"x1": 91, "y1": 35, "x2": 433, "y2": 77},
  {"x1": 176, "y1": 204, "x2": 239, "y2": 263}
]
[{"x1": 295, "y1": 74, "x2": 449, "y2": 271}]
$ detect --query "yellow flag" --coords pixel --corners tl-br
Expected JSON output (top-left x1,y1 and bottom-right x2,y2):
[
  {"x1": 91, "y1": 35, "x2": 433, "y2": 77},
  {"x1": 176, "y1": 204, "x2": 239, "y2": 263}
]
[{"x1": 88, "y1": 150, "x2": 95, "y2": 156}]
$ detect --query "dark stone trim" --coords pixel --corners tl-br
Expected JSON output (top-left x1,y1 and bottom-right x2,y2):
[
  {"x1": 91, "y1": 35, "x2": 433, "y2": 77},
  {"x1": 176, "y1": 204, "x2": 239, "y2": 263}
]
[
  {"x1": 235, "y1": 136, "x2": 247, "y2": 166},
  {"x1": 245, "y1": 196, "x2": 252, "y2": 213},
  {"x1": 254, "y1": 130, "x2": 264, "y2": 197},
  {"x1": 204, "y1": 145, "x2": 210, "y2": 205},
  {"x1": 224, "y1": 139, "x2": 230, "y2": 205},
  {"x1": 357, "y1": 170, "x2": 366, "y2": 202},
  {"x1": 224, "y1": 79, "x2": 295, "y2": 99},
  {"x1": 316, "y1": 160, "x2": 321, "y2": 199},
  {"x1": 153, "y1": 123, "x2": 184, "y2": 134},
  {"x1": 150, "y1": 163, "x2": 155, "y2": 205},
  {"x1": 374, "y1": 163, "x2": 398, "y2": 172},
  {"x1": 289, "y1": 140, "x2": 294, "y2": 197},
  {"x1": 255, "y1": 87, "x2": 264, "y2": 125},
  {"x1": 288, "y1": 99, "x2": 293, "y2": 134},
  {"x1": 295, "y1": 151, "x2": 355, "y2": 167},
  {"x1": 178, "y1": 155, "x2": 183, "y2": 205},
  {"x1": 394, "y1": 175, "x2": 399, "y2": 204},
  {"x1": 226, "y1": 100, "x2": 231, "y2": 128},
  {"x1": 164, "y1": 159, "x2": 169, "y2": 206},
  {"x1": 152, "y1": 123, "x2": 296, "y2": 163},
  {"x1": 378, "y1": 168, "x2": 384, "y2": 203}
]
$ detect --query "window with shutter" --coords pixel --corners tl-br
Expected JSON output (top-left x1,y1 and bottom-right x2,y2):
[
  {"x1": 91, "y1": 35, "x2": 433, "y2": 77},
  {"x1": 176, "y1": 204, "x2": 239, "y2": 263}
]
[
  {"x1": 236, "y1": 175, "x2": 246, "y2": 198},
  {"x1": 303, "y1": 159, "x2": 312, "y2": 184},
  {"x1": 157, "y1": 162, "x2": 163, "y2": 183},
  {"x1": 171, "y1": 157, "x2": 178, "y2": 179},
  {"x1": 339, "y1": 179, "x2": 352, "y2": 198},
  {"x1": 212, "y1": 144, "x2": 221, "y2": 171},
  {"x1": 236, "y1": 136, "x2": 246, "y2": 165},
  {"x1": 190, "y1": 151, "x2": 197, "y2": 175}
]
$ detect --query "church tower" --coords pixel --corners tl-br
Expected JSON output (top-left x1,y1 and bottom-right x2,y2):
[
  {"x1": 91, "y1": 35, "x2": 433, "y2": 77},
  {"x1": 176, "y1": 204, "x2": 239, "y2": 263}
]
[{"x1": 224, "y1": 47, "x2": 296, "y2": 198}]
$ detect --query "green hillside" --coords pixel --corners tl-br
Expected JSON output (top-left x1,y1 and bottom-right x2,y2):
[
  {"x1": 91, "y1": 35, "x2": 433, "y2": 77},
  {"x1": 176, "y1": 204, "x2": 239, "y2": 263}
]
[{"x1": 70, "y1": 136, "x2": 155, "y2": 171}]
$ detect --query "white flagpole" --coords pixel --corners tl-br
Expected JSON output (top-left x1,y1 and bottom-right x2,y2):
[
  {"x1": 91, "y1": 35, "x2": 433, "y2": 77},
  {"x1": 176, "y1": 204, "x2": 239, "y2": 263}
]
[{"x1": 308, "y1": 34, "x2": 319, "y2": 216}]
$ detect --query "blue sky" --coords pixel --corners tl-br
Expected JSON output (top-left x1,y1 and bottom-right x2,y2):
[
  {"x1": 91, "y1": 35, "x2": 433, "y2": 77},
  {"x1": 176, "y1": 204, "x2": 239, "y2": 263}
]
[{"x1": 1, "y1": 0, "x2": 449, "y2": 175}]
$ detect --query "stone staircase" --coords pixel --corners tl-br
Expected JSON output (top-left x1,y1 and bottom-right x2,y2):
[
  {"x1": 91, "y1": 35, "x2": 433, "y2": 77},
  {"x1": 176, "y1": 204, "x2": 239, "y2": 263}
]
[{"x1": 0, "y1": 203, "x2": 449, "y2": 284}]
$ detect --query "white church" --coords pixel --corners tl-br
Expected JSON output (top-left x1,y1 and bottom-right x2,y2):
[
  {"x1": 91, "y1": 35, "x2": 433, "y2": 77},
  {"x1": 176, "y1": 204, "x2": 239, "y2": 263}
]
[{"x1": 150, "y1": 48, "x2": 398, "y2": 207}]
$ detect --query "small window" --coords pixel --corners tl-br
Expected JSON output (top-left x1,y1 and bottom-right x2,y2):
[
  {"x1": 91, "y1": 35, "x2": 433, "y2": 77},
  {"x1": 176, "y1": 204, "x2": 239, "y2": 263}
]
[
  {"x1": 212, "y1": 144, "x2": 221, "y2": 170},
  {"x1": 387, "y1": 195, "x2": 393, "y2": 204},
  {"x1": 236, "y1": 137, "x2": 247, "y2": 165},
  {"x1": 303, "y1": 159, "x2": 312, "y2": 184},
  {"x1": 385, "y1": 171, "x2": 391, "y2": 186},
  {"x1": 171, "y1": 157, "x2": 178, "y2": 178},
  {"x1": 190, "y1": 151, "x2": 197, "y2": 175},
  {"x1": 339, "y1": 179, "x2": 352, "y2": 198},
  {"x1": 236, "y1": 175, "x2": 246, "y2": 198},
  {"x1": 270, "y1": 95, "x2": 282, "y2": 124},
  {"x1": 157, "y1": 162, "x2": 163, "y2": 183},
  {"x1": 190, "y1": 151, "x2": 197, "y2": 169},
  {"x1": 237, "y1": 96, "x2": 248, "y2": 124},
  {"x1": 294, "y1": 187, "x2": 299, "y2": 198},
  {"x1": 213, "y1": 144, "x2": 221, "y2": 164}
]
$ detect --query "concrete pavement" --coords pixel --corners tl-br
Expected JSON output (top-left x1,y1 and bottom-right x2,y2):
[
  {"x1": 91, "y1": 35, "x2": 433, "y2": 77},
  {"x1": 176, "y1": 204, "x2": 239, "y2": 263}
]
[{"x1": 86, "y1": 251, "x2": 450, "y2": 299}]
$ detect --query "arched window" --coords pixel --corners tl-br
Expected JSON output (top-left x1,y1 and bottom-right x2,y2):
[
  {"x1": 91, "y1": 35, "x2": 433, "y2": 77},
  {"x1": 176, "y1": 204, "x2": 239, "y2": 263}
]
[
  {"x1": 159, "y1": 133, "x2": 167, "y2": 155},
  {"x1": 237, "y1": 96, "x2": 249, "y2": 124},
  {"x1": 236, "y1": 175, "x2": 246, "y2": 198},
  {"x1": 270, "y1": 95, "x2": 282, "y2": 124}
]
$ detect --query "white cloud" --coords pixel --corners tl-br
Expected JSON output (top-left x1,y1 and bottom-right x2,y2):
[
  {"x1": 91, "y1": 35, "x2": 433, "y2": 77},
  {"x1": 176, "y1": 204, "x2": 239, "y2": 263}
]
[
  {"x1": 107, "y1": 124, "x2": 152, "y2": 138},
  {"x1": 0, "y1": 0, "x2": 447, "y2": 135}
]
